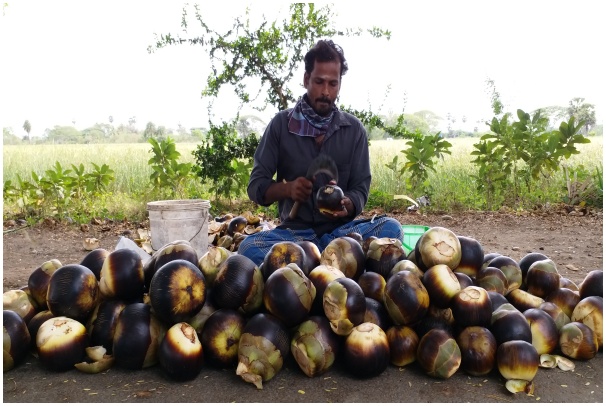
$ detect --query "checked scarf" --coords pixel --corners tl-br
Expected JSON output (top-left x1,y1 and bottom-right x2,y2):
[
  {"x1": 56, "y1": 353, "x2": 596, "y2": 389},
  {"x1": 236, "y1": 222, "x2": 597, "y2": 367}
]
[{"x1": 288, "y1": 94, "x2": 337, "y2": 137}]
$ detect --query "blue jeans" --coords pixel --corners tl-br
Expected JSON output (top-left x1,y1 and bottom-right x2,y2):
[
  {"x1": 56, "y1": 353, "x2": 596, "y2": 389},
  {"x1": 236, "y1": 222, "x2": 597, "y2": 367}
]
[{"x1": 237, "y1": 216, "x2": 404, "y2": 266}]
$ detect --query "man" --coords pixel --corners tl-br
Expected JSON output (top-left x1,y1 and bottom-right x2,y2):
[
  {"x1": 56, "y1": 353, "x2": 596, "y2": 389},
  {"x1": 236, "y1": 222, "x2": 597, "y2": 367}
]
[{"x1": 238, "y1": 39, "x2": 404, "y2": 266}]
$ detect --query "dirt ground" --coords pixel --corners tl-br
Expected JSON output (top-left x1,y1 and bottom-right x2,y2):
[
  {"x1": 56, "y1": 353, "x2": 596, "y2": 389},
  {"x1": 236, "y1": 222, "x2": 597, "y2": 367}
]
[{"x1": 2, "y1": 207, "x2": 603, "y2": 403}]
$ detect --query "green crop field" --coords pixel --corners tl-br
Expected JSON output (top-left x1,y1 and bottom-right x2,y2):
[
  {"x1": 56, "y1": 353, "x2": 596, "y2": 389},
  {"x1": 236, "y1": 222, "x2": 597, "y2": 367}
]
[
  {"x1": 3, "y1": 136, "x2": 602, "y2": 221},
  {"x1": 369, "y1": 137, "x2": 603, "y2": 211}
]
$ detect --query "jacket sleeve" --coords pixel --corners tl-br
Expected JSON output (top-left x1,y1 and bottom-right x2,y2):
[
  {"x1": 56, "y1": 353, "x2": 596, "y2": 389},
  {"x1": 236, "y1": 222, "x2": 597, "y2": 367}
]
[
  {"x1": 247, "y1": 114, "x2": 282, "y2": 206},
  {"x1": 343, "y1": 120, "x2": 371, "y2": 218}
]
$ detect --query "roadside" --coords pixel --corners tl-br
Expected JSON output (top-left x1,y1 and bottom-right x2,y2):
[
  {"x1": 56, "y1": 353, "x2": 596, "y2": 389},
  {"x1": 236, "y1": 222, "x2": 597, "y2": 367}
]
[{"x1": 2, "y1": 208, "x2": 603, "y2": 403}]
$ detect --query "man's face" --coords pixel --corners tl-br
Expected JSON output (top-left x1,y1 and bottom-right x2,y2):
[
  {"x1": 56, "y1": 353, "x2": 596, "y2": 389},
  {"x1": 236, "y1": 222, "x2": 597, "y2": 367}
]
[{"x1": 303, "y1": 60, "x2": 341, "y2": 117}]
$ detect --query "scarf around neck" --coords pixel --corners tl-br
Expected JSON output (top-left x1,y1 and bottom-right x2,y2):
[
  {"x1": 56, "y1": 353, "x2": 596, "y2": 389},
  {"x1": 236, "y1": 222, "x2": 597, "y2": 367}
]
[{"x1": 288, "y1": 94, "x2": 337, "y2": 137}]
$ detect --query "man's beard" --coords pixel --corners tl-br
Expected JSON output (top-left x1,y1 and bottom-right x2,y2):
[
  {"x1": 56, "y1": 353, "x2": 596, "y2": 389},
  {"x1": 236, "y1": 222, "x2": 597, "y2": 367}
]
[{"x1": 314, "y1": 97, "x2": 334, "y2": 116}]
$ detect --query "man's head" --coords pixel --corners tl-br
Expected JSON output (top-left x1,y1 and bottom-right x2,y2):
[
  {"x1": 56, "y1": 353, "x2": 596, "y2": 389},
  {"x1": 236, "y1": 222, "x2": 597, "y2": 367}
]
[{"x1": 303, "y1": 40, "x2": 348, "y2": 117}]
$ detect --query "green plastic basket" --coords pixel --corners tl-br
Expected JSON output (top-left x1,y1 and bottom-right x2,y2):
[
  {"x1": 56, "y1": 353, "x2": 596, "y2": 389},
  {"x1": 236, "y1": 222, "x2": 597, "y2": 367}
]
[{"x1": 401, "y1": 225, "x2": 430, "y2": 255}]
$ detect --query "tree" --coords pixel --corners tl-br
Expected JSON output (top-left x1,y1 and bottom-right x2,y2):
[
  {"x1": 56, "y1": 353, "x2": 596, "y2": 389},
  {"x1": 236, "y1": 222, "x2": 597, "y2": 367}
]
[
  {"x1": 3, "y1": 127, "x2": 20, "y2": 144},
  {"x1": 534, "y1": 105, "x2": 568, "y2": 130},
  {"x1": 567, "y1": 97, "x2": 596, "y2": 134},
  {"x1": 23, "y1": 119, "x2": 31, "y2": 141},
  {"x1": 413, "y1": 110, "x2": 441, "y2": 133},
  {"x1": 81, "y1": 124, "x2": 113, "y2": 143},
  {"x1": 143, "y1": 122, "x2": 157, "y2": 140},
  {"x1": 445, "y1": 112, "x2": 458, "y2": 137},
  {"x1": 107, "y1": 115, "x2": 115, "y2": 138},
  {"x1": 236, "y1": 115, "x2": 266, "y2": 138},
  {"x1": 143, "y1": 122, "x2": 167, "y2": 140},
  {"x1": 45, "y1": 126, "x2": 82, "y2": 144},
  {"x1": 402, "y1": 114, "x2": 431, "y2": 135},
  {"x1": 376, "y1": 112, "x2": 437, "y2": 138},
  {"x1": 128, "y1": 116, "x2": 137, "y2": 132},
  {"x1": 149, "y1": 3, "x2": 390, "y2": 114},
  {"x1": 176, "y1": 123, "x2": 186, "y2": 137},
  {"x1": 191, "y1": 128, "x2": 205, "y2": 140}
]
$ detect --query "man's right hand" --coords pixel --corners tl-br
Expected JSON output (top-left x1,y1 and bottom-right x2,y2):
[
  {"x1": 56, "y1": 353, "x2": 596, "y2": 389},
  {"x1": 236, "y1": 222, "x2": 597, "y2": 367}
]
[
  {"x1": 290, "y1": 176, "x2": 313, "y2": 202},
  {"x1": 262, "y1": 177, "x2": 314, "y2": 206}
]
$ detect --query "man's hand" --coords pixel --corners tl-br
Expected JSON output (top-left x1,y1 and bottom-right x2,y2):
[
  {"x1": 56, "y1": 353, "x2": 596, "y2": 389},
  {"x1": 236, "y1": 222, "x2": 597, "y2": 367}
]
[
  {"x1": 319, "y1": 179, "x2": 354, "y2": 219},
  {"x1": 328, "y1": 196, "x2": 353, "y2": 218},
  {"x1": 290, "y1": 177, "x2": 313, "y2": 202}
]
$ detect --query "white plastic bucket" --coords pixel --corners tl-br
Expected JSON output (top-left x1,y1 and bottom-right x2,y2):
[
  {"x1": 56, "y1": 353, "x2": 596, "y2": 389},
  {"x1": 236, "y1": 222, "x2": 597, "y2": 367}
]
[{"x1": 147, "y1": 199, "x2": 211, "y2": 257}]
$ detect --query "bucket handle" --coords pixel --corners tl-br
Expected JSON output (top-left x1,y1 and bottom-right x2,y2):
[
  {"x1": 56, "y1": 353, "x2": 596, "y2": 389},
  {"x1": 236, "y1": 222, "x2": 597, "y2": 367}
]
[{"x1": 150, "y1": 213, "x2": 210, "y2": 252}]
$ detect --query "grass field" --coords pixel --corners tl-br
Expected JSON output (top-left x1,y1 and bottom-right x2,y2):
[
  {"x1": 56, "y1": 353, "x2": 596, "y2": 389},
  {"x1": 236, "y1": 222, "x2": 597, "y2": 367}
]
[
  {"x1": 370, "y1": 137, "x2": 603, "y2": 210},
  {"x1": 3, "y1": 137, "x2": 603, "y2": 220}
]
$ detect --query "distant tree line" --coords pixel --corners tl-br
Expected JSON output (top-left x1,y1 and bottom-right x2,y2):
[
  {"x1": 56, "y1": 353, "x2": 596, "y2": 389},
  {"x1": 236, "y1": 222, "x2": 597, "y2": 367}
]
[
  {"x1": 3, "y1": 120, "x2": 204, "y2": 145},
  {"x1": 3, "y1": 97, "x2": 601, "y2": 146}
]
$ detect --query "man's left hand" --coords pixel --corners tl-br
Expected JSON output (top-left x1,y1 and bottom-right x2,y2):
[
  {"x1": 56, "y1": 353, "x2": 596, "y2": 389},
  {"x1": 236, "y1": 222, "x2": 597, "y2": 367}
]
[
  {"x1": 323, "y1": 179, "x2": 353, "y2": 218},
  {"x1": 329, "y1": 196, "x2": 353, "y2": 218}
]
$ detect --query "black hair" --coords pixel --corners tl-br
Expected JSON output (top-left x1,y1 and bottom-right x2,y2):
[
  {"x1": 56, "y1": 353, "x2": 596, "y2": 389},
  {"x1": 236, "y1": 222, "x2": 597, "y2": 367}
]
[{"x1": 304, "y1": 39, "x2": 348, "y2": 77}]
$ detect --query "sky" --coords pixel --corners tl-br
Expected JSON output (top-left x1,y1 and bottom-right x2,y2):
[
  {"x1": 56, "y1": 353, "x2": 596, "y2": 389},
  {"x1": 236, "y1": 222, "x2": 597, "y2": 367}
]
[{"x1": 1, "y1": 0, "x2": 604, "y2": 137}]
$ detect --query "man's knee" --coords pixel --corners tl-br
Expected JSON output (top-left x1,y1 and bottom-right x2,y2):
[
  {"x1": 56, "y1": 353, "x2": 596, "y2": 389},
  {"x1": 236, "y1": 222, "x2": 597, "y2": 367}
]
[
  {"x1": 378, "y1": 217, "x2": 404, "y2": 239},
  {"x1": 237, "y1": 236, "x2": 265, "y2": 266}
]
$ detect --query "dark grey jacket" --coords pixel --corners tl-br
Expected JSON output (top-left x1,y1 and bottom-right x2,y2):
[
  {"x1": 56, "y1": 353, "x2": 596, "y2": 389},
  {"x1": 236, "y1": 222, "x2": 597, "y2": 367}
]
[{"x1": 247, "y1": 108, "x2": 371, "y2": 235}]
